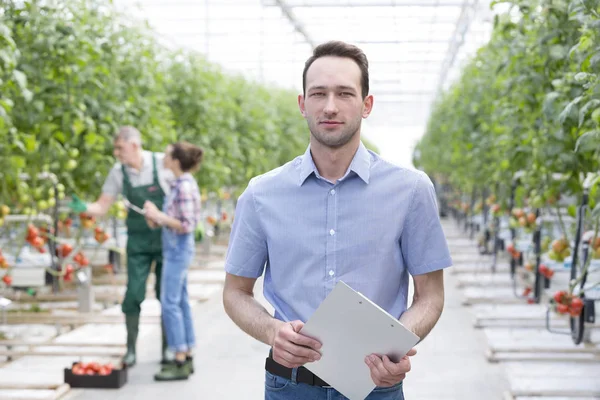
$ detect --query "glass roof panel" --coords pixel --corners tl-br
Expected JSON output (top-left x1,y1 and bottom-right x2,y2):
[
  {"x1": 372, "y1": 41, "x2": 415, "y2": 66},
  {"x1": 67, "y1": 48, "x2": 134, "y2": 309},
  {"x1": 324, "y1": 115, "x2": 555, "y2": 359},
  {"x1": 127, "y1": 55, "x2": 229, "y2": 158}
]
[{"x1": 115, "y1": 0, "x2": 498, "y2": 165}]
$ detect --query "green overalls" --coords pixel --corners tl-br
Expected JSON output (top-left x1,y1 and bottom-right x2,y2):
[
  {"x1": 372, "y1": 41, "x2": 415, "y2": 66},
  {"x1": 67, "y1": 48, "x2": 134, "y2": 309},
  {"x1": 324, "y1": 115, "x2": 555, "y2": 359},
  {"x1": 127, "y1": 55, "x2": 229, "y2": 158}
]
[{"x1": 120, "y1": 153, "x2": 168, "y2": 367}]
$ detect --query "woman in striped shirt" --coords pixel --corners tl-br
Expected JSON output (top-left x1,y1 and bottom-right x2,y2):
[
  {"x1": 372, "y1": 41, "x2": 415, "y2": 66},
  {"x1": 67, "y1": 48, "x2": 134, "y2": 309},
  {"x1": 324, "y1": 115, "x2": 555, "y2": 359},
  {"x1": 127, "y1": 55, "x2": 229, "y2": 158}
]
[{"x1": 143, "y1": 141, "x2": 203, "y2": 381}]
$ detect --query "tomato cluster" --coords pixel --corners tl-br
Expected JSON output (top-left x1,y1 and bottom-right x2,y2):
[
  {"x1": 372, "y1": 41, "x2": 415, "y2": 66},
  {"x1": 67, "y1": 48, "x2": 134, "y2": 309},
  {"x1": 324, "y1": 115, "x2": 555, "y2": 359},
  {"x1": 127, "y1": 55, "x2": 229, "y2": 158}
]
[
  {"x1": 548, "y1": 238, "x2": 571, "y2": 263},
  {"x1": 80, "y1": 213, "x2": 96, "y2": 230},
  {"x1": 538, "y1": 264, "x2": 555, "y2": 279},
  {"x1": 94, "y1": 227, "x2": 110, "y2": 244},
  {"x1": 506, "y1": 243, "x2": 522, "y2": 261},
  {"x1": 553, "y1": 290, "x2": 584, "y2": 317},
  {"x1": 0, "y1": 249, "x2": 8, "y2": 269},
  {"x1": 55, "y1": 242, "x2": 90, "y2": 282},
  {"x1": 0, "y1": 248, "x2": 9, "y2": 286},
  {"x1": 71, "y1": 362, "x2": 115, "y2": 376},
  {"x1": 26, "y1": 223, "x2": 47, "y2": 253},
  {"x1": 509, "y1": 208, "x2": 537, "y2": 232},
  {"x1": 57, "y1": 217, "x2": 73, "y2": 236}
]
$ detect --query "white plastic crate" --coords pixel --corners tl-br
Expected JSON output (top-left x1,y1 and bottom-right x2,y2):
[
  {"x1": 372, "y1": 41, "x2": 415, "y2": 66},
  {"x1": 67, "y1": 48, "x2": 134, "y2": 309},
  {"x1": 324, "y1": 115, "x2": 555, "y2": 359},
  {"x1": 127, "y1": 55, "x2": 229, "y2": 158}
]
[
  {"x1": 0, "y1": 246, "x2": 52, "y2": 287},
  {"x1": 0, "y1": 267, "x2": 46, "y2": 287}
]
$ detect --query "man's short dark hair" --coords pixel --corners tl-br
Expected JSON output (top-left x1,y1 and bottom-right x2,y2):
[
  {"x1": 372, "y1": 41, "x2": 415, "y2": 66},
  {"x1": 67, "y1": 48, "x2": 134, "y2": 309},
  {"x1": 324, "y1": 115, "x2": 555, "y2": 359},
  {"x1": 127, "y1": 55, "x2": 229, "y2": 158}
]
[{"x1": 302, "y1": 40, "x2": 370, "y2": 99}]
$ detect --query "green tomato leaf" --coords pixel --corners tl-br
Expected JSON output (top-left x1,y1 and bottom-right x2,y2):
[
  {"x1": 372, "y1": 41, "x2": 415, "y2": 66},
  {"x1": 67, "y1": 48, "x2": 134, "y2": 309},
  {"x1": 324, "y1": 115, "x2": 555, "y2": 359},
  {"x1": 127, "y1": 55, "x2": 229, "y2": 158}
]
[
  {"x1": 575, "y1": 129, "x2": 600, "y2": 153},
  {"x1": 579, "y1": 99, "x2": 600, "y2": 127},
  {"x1": 23, "y1": 135, "x2": 37, "y2": 153},
  {"x1": 12, "y1": 69, "x2": 27, "y2": 90}
]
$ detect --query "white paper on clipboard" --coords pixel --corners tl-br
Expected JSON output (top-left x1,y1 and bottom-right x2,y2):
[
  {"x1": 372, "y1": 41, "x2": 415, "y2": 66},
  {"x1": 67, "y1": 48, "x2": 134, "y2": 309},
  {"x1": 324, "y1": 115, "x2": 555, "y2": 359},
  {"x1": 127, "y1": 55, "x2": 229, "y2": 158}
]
[{"x1": 300, "y1": 281, "x2": 420, "y2": 400}]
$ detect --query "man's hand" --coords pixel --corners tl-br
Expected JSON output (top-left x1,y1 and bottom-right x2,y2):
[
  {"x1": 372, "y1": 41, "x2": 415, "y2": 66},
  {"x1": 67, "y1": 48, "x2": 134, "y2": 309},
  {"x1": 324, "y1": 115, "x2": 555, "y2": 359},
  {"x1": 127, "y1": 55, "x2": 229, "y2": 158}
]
[
  {"x1": 365, "y1": 348, "x2": 417, "y2": 387},
  {"x1": 271, "y1": 320, "x2": 322, "y2": 368},
  {"x1": 67, "y1": 194, "x2": 87, "y2": 213}
]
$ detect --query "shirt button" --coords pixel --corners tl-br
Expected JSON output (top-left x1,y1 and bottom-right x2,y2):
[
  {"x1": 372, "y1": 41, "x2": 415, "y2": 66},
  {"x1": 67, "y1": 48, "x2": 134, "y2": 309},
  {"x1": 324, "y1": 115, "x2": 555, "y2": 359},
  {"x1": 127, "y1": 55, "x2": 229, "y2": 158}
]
[
  {"x1": 329, "y1": 270, "x2": 335, "y2": 276},
  {"x1": 330, "y1": 189, "x2": 336, "y2": 195},
  {"x1": 329, "y1": 229, "x2": 335, "y2": 236}
]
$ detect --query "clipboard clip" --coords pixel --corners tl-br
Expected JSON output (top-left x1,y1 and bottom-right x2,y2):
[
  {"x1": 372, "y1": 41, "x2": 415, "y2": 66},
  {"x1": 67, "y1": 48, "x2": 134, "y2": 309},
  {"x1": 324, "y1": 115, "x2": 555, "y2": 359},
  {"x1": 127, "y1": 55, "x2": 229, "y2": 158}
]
[{"x1": 123, "y1": 199, "x2": 146, "y2": 215}]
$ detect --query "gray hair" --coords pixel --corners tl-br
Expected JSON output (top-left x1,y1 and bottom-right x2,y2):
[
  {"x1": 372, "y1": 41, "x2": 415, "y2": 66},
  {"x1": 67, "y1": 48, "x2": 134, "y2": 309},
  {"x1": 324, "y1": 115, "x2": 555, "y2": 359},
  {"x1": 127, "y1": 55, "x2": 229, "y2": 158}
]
[{"x1": 115, "y1": 126, "x2": 142, "y2": 145}]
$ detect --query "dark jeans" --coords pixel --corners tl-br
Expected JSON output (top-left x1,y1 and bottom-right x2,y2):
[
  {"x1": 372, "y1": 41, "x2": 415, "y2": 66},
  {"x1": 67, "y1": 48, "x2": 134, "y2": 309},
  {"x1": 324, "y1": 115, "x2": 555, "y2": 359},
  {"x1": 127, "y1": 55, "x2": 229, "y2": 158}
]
[{"x1": 265, "y1": 369, "x2": 404, "y2": 400}]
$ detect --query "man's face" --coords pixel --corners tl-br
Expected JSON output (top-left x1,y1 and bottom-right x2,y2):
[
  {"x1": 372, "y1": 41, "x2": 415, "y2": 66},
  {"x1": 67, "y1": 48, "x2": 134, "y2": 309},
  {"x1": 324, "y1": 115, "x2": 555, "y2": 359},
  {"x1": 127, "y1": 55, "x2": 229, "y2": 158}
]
[
  {"x1": 113, "y1": 138, "x2": 138, "y2": 165},
  {"x1": 299, "y1": 56, "x2": 373, "y2": 149},
  {"x1": 163, "y1": 145, "x2": 175, "y2": 170}
]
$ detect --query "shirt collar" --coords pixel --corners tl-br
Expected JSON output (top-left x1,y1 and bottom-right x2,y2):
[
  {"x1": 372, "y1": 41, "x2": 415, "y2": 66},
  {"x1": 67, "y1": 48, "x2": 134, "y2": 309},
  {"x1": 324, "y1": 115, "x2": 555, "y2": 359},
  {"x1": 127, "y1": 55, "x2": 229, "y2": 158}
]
[
  {"x1": 297, "y1": 141, "x2": 371, "y2": 186},
  {"x1": 170, "y1": 172, "x2": 193, "y2": 188},
  {"x1": 124, "y1": 150, "x2": 152, "y2": 175}
]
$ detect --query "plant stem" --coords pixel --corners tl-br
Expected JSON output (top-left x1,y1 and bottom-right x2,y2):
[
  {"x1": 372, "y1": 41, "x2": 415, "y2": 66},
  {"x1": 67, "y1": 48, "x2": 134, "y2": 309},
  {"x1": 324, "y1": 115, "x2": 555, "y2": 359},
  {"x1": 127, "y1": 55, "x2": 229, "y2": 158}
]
[
  {"x1": 554, "y1": 203, "x2": 570, "y2": 243},
  {"x1": 570, "y1": 216, "x2": 599, "y2": 294}
]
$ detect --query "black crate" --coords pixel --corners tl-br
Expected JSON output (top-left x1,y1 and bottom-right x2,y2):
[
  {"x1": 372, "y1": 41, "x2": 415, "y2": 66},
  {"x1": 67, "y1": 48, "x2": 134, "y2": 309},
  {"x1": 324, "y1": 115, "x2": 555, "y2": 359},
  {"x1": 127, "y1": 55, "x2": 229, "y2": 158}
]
[{"x1": 64, "y1": 363, "x2": 127, "y2": 389}]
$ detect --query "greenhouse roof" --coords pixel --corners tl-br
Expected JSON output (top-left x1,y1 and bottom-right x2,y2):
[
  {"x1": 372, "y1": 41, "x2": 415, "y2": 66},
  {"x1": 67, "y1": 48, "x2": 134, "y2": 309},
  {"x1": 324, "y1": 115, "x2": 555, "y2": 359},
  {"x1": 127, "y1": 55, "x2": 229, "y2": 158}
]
[{"x1": 115, "y1": 0, "x2": 505, "y2": 165}]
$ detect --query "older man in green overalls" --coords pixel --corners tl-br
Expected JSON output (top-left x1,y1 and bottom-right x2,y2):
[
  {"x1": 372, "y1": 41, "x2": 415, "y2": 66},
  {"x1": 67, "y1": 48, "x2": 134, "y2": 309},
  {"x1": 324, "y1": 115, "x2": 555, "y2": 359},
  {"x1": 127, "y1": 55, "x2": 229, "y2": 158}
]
[{"x1": 68, "y1": 126, "x2": 172, "y2": 367}]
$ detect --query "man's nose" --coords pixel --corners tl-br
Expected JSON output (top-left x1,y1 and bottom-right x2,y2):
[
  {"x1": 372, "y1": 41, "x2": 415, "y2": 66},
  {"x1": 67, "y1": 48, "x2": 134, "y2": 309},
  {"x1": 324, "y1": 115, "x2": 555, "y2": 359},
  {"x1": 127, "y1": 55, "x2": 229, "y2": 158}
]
[{"x1": 323, "y1": 94, "x2": 338, "y2": 115}]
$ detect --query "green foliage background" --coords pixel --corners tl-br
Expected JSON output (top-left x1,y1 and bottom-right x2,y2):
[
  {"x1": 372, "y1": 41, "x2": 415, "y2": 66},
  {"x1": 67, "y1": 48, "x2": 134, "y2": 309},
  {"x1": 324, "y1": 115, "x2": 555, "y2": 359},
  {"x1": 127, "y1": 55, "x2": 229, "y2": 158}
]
[
  {"x1": 0, "y1": 0, "x2": 380, "y2": 210},
  {"x1": 414, "y1": 0, "x2": 600, "y2": 208}
]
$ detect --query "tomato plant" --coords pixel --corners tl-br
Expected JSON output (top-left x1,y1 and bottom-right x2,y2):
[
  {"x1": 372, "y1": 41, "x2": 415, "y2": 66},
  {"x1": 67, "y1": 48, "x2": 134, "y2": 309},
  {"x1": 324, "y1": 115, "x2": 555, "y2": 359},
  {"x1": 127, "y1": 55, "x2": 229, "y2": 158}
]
[
  {"x1": 413, "y1": 1, "x2": 600, "y2": 308},
  {"x1": 0, "y1": 0, "x2": 379, "y2": 213}
]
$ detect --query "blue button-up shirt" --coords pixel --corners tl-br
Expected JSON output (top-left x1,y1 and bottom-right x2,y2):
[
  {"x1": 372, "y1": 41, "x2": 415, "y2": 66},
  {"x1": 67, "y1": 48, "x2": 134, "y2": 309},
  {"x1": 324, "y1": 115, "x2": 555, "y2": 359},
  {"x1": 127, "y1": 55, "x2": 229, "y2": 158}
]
[{"x1": 225, "y1": 142, "x2": 452, "y2": 323}]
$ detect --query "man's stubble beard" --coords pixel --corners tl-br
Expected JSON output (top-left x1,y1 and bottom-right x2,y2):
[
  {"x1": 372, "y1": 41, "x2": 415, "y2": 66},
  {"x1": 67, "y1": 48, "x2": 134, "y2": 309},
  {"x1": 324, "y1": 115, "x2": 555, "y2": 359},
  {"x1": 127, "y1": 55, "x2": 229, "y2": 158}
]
[{"x1": 307, "y1": 116, "x2": 362, "y2": 149}]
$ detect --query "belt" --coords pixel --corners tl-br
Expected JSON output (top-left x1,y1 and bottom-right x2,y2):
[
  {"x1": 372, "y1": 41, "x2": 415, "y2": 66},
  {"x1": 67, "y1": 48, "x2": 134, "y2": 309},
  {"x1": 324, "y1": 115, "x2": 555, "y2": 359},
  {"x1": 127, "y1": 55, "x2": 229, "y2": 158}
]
[{"x1": 265, "y1": 352, "x2": 331, "y2": 387}]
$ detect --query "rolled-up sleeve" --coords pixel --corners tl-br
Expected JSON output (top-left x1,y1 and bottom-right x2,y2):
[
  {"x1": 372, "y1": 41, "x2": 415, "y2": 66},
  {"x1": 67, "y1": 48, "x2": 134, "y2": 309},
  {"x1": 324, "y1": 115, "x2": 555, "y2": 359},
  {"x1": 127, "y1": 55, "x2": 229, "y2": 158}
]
[
  {"x1": 401, "y1": 172, "x2": 453, "y2": 276},
  {"x1": 225, "y1": 180, "x2": 268, "y2": 278},
  {"x1": 174, "y1": 181, "x2": 198, "y2": 234},
  {"x1": 101, "y1": 165, "x2": 122, "y2": 197}
]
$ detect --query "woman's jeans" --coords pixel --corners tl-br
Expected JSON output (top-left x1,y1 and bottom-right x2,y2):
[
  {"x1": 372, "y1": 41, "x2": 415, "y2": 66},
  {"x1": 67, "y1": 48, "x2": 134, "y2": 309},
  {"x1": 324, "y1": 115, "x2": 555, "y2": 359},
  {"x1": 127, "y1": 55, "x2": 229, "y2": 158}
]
[
  {"x1": 265, "y1": 369, "x2": 404, "y2": 400},
  {"x1": 161, "y1": 228, "x2": 195, "y2": 353}
]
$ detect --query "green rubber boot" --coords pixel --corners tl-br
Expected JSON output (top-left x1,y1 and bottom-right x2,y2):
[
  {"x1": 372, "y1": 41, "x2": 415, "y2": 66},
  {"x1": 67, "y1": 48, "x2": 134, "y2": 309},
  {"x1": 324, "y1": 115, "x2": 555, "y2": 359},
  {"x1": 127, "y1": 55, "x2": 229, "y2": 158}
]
[
  {"x1": 186, "y1": 355, "x2": 194, "y2": 374},
  {"x1": 122, "y1": 314, "x2": 139, "y2": 367},
  {"x1": 154, "y1": 361, "x2": 190, "y2": 381},
  {"x1": 160, "y1": 356, "x2": 194, "y2": 374}
]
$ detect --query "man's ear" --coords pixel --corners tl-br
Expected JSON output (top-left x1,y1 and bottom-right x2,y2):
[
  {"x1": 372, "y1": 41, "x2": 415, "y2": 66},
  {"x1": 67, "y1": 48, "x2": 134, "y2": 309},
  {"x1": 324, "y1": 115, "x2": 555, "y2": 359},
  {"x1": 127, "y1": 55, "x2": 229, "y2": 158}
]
[
  {"x1": 298, "y1": 94, "x2": 307, "y2": 118},
  {"x1": 362, "y1": 94, "x2": 374, "y2": 119}
]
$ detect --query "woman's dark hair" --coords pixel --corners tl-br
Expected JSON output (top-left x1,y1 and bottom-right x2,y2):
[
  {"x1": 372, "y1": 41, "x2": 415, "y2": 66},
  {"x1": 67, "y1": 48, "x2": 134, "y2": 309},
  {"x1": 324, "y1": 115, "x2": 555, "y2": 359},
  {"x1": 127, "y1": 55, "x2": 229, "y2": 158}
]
[{"x1": 170, "y1": 141, "x2": 204, "y2": 172}]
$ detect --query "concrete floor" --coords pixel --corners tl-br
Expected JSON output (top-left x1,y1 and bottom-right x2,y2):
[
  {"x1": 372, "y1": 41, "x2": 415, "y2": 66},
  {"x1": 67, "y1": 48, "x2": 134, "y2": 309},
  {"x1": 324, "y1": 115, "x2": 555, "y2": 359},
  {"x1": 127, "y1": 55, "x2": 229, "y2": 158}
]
[{"x1": 67, "y1": 220, "x2": 510, "y2": 400}]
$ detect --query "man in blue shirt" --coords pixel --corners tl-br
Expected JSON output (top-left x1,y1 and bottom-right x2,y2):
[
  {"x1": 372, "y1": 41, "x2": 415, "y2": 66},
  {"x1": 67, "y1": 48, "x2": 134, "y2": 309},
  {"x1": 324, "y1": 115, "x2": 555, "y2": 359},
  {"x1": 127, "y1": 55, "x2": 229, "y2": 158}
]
[{"x1": 223, "y1": 40, "x2": 453, "y2": 400}]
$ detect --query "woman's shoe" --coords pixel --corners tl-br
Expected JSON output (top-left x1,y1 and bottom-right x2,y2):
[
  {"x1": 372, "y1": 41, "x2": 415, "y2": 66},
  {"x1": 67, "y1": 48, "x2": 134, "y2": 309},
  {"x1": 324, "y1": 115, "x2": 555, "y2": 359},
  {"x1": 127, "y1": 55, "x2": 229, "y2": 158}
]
[
  {"x1": 186, "y1": 356, "x2": 194, "y2": 374},
  {"x1": 160, "y1": 356, "x2": 194, "y2": 374},
  {"x1": 154, "y1": 362, "x2": 190, "y2": 381}
]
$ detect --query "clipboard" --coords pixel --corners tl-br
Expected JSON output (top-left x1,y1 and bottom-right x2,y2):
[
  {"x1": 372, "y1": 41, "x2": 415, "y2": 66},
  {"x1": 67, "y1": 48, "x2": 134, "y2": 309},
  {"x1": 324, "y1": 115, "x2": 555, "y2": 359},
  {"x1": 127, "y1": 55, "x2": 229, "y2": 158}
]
[
  {"x1": 300, "y1": 281, "x2": 420, "y2": 400},
  {"x1": 123, "y1": 199, "x2": 146, "y2": 215}
]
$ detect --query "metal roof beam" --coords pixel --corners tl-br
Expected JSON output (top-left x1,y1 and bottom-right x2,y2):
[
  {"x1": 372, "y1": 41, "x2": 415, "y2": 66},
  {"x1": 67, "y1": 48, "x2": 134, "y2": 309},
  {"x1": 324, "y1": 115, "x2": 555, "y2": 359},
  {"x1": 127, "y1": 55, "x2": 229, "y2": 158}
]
[
  {"x1": 436, "y1": 0, "x2": 479, "y2": 95},
  {"x1": 272, "y1": 0, "x2": 316, "y2": 49},
  {"x1": 352, "y1": 39, "x2": 453, "y2": 44},
  {"x1": 262, "y1": 1, "x2": 466, "y2": 7}
]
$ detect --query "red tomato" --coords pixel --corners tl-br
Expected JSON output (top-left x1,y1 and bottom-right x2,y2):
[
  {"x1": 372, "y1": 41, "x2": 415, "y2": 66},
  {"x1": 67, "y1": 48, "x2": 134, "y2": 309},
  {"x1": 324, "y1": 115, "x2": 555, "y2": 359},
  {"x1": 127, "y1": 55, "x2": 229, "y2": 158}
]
[
  {"x1": 570, "y1": 297, "x2": 584, "y2": 310},
  {"x1": 557, "y1": 304, "x2": 569, "y2": 314},
  {"x1": 61, "y1": 244, "x2": 73, "y2": 258},
  {"x1": 72, "y1": 365, "x2": 84, "y2": 375},
  {"x1": 554, "y1": 290, "x2": 568, "y2": 304}
]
